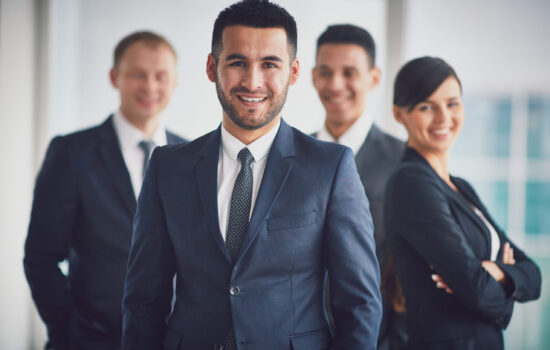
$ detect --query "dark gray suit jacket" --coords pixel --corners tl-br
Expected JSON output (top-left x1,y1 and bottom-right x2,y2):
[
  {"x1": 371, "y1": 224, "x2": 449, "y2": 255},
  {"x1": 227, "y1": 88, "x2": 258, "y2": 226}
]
[{"x1": 24, "y1": 116, "x2": 187, "y2": 350}]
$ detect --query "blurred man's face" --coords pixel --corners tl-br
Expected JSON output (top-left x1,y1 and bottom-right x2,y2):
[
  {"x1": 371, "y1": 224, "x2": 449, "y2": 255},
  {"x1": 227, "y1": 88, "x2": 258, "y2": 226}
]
[
  {"x1": 207, "y1": 25, "x2": 299, "y2": 134},
  {"x1": 110, "y1": 42, "x2": 177, "y2": 124},
  {"x1": 313, "y1": 44, "x2": 379, "y2": 131}
]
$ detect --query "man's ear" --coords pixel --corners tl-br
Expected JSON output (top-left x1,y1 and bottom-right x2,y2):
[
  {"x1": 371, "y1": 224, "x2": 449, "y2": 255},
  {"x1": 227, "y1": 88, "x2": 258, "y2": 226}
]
[
  {"x1": 288, "y1": 58, "x2": 300, "y2": 86},
  {"x1": 311, "y1": 66, "x2": 318, "y2": 88},
  {"x1": 368, "y1": 67, "x2": 381, "y2": 90},
  {"x1": 109, "y1": 68, "x2": 118, "y2": 88},
  {"x1": 206, "y1": 54, "x2": 217, "y2": 83}
]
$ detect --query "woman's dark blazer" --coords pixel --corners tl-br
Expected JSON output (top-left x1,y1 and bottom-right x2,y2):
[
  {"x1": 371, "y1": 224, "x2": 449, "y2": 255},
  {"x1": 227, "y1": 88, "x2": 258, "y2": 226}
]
[{"x1": 384, "y1": 147, "x2": 541, "y2": 350}]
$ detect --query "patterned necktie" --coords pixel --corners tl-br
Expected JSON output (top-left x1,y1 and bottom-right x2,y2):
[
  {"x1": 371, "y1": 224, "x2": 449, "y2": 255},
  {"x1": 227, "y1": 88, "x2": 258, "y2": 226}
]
[
  {"x1": 138, "y1": 140, "x2": 155, "y2": 178},
  {"x1": 223, "y1": 147, "x2": 254, "y2": 350},
  {"x1": 226, "y1": 147, "x2": 255, "y2": 262}
]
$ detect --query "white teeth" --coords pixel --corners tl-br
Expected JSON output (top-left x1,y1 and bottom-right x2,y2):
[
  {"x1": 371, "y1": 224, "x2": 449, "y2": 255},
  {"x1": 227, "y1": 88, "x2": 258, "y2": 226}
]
[
  {"x1": 433, "y1": 129, "x2": 450, "y2": 135},
  {"x1": 240, "y1": 96, "x2": 266, "y2": 103}
]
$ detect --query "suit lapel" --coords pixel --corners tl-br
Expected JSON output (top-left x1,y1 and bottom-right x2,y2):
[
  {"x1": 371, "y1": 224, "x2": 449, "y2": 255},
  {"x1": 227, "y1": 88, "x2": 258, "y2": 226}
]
[
  {"x1": 195, "y1": 127, "x2": 232, "y2": 264},
  {"x1": 354, "y1": 125, "x2": 381, "y2": 189},
  {"x1": 404, "y1": 148, "x2": 492, "y2": 257},
  {"x1": 97, "y1": 116, "x2": 136, "y2": 216},
  {"x1": 449, "y1": 179, "x2": 492, "y2": 256},
  {"x1": 235, "y1": 120, "x2": 294, "y2": 264}
]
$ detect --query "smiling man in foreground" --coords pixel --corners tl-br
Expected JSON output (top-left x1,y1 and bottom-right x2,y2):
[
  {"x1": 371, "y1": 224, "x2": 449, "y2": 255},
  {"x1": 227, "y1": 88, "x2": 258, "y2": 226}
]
[{"x1": 122, "y1": 1, "x2": 382, "y2": 349}]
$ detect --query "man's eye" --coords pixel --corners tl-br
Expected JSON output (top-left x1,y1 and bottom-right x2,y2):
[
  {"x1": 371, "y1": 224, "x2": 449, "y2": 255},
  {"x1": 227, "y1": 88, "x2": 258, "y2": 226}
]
[
  {"x1": 229, "y1": 61, "x2": 245, "y2": 67},
  {"x1": 264, "y1": 62, "x2": 277, "y2": 69},
  {"x1": 319, "y1": 70, "x2": 331, "y2": 77},
  {"x1": 343, "y1": 70, "x2": 355, "y2": 78},
  {"x1": 130, "y1": 72, "x2": 146, "y2": 79},
  {"x1": 419, "y1": 105, "x2": 432, "y2": 111}
]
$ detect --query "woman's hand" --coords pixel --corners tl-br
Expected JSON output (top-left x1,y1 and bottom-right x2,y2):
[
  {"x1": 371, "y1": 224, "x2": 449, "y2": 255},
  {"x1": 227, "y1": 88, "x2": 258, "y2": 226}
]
[
  {"x1": 431, "y1": 243, "x2": 516, "y2": 292},
  {"x1": 482, "y1": 242, "x2": 515, "y2": 284}
]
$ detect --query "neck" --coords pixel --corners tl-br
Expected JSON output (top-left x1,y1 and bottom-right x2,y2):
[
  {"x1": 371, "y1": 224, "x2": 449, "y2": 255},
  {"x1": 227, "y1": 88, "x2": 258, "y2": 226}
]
[
  {"x1": 120, "y1": 111, "x2": 160, "y2": 139},
  {"x1": 414, "y1": 146, "x2": 454, "y2": 187},
  {"x1": 222, "y1": 115, "x2": 280, "y2": 145},
  {"x1": 325, "y1": 113, "x2": 361, "y2": 140}
]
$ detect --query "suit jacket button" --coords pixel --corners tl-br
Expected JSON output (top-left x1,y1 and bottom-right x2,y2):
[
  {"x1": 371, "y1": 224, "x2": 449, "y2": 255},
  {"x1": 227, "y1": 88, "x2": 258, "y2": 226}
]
[{"x1": 230, "y1": 286, "x2": 240, "y2": 296}]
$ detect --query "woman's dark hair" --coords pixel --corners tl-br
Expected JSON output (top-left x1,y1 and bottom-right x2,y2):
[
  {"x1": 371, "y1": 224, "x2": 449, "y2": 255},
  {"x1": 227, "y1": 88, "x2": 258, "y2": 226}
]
[{"x1": 393, "y1": 56, "x2": 462, "y2": 111}]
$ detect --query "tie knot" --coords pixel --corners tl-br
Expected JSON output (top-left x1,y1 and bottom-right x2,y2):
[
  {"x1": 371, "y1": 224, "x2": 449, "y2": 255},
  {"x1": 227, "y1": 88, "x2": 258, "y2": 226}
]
[
  {"x1": 238, "y1": 147, "x2": 254, "y2": 167},
  {"x1": 138, "y1": 140, "x2": 155, "y2": 155}
]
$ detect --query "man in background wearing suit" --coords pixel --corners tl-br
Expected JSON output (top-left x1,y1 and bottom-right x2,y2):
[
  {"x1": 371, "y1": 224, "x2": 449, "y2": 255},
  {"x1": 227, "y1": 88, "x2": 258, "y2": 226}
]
[
  {"x1": 122, "y1": 2, "x2": 382, "y2": 349},
  {"x1": 24, "y1": 31, "x2": 186, "y2": 350},
  {"x1": 312, "y1": 24, "x2": 406, "y2": 350}
]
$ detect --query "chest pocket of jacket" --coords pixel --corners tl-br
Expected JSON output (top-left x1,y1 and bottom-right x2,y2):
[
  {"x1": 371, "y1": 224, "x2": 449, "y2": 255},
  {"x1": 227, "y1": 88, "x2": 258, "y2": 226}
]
[
  {"x1": 267, "y1": 210, "x2": 318, "y2": 231},
  {"x1": 265, "y1": 210, "x2": 320, "y2": 270}
]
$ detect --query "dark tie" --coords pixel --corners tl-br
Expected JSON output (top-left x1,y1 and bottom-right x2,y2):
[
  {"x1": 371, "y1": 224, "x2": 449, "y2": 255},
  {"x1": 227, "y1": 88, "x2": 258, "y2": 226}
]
[
  {"x1": 138, "y1": 140, "x2": 155, "y2": 178},
  {"x1": 223, "y1": 147, "x2": 254, "y2": 350},
  {"x1": 225, "y1": 147, "x2": 255, "y2": 262}
]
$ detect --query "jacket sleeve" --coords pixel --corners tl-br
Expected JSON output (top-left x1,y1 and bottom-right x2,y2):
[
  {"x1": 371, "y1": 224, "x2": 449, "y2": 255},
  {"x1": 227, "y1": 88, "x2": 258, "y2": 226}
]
[
  {"x1": 462, "y1": 182, "x2": 542, "y2": 303},
  {"x1": 23, "y1": 136, "x2": 77, "y2": 350},
  {"x1": 325, "y1": 147, "x2": 382, "y2": 350},
  {"x1": 387, "y1": 165, "x2": 515, "y2": 328},
  {"x1": 122, "y1": 149, "x2": 176, "y2": 350}
]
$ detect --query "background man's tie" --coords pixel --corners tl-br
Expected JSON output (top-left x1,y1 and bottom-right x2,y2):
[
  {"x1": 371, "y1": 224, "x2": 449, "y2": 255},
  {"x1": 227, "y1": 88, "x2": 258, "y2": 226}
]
[{"x1": 138, "y1": 140, "x2": 156, "y2": 178}]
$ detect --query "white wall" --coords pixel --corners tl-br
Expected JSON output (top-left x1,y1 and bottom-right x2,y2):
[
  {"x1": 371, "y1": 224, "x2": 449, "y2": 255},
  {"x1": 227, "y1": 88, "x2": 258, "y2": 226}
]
[
  {"x1": 404, "y1": 0, "x2": 550, "y2": 95},
  {"x1": 0, "y1": 0, "x2": 36, "y2": 348}
]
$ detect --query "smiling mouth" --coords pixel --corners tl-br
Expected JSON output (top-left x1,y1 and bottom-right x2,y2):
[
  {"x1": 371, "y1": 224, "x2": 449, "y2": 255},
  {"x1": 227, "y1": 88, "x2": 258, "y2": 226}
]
[
  {"x1": 432, "y1": 128, "x2": 451, "y2": 136},
  {"x1": 238, "y1": 96, "x2": 267, "y2": 103}
]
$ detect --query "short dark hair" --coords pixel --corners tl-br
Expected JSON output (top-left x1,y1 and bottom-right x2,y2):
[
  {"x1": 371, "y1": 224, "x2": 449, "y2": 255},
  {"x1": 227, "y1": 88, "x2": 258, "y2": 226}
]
[
  {"x1": 393, "y1": 56, "x2": 462, "y2": 111},
  {"x1": 316, "y1": 24, "x2": 376, "y2": 67},
  {"x1": 113, "y1": 31, "x2": 177, "y2": 67},
  {"x1": 211, "y1": 0, "x2": 297, "y2": 62}
]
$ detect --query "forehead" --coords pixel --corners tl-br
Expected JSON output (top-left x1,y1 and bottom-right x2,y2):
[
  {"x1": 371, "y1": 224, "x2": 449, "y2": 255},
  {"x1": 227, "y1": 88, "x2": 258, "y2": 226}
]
[
  {"x1": 428, "y1": 77, "x2": 462, "y2": 100},
  {"x1": 118, "y1": 42, "x2": 176, "y2": 67},
  {"x1": 220, "y1": 25, "x2": 290, "y2": 59},
  {"x1": 316, "y1": 43, "x2": 370, "y2": 68}
]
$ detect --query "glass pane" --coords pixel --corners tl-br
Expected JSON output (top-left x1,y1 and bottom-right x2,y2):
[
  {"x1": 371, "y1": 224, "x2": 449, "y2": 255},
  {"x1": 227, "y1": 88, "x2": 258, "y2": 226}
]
[
  {"x1": 452, "y1": 96, "x2": 511, "y2": 158},
  {"x1": 525, "y1": 182, "x2": 550, "y2": 235},
  {"x1": 528, "y1": 97, "x2": 550, "y2": 159}
]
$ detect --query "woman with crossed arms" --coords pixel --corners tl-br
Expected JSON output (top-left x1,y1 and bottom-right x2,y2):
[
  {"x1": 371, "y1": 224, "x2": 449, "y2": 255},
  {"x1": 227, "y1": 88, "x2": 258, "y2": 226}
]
[{"x1": 385, "y1": 56, "x2": 541, "y2": 349}]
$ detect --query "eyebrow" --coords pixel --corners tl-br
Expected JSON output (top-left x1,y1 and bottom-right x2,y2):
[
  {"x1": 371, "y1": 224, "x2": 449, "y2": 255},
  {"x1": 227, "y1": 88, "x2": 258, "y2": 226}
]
[
  {"x1": 424, "y1": 96, "x2": 461, "y2": 104},
  {"x1": 317, "y1": 65, "x2": 359, "y2": 71},
  {"x1": 224, "y1": 53, "x2": 283, "y2": 62}
]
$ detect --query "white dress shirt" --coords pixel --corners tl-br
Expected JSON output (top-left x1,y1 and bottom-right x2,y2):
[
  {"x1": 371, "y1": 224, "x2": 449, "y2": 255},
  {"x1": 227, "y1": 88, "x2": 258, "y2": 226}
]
[
  {"x1": 472, "y1": 206, "x2": 502, "y2": 261},
  {"x1": 316, "y1": 112, "x2": 372, "y2": 155},
  {"x1": 217, "y1": 119, "x2": 281, "y2": 241},
  {"x1": 112, "y1": 111, "x2": 167, "y2": 198}
]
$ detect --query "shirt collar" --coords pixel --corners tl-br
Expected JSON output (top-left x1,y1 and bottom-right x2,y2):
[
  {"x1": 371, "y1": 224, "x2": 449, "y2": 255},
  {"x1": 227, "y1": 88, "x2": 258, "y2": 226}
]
[
  {"x1": 112, "y1": 110, "x2": 167, "y2": 149},
  {"x1": 317, "y1": 111, "x2": 372, "y2": 155},
  {"x1": 220, "y1": 118, "x2": 281, "y2": 163}
]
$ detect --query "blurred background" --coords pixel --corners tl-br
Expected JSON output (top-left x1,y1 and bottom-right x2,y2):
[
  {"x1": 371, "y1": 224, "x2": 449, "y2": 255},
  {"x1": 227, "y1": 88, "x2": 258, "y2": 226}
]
[{"x1": 1, "y1": 0, "x2": 548, "y2": 348}]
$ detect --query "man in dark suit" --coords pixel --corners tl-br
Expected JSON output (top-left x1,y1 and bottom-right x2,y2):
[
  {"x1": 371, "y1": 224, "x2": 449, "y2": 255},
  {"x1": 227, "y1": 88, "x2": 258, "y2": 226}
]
[
  {"x1": 24, "y1": 31, "x2": 186, "y2": 350},
  {"x1": 122, "y1": 2, "x2": 382, "y2": 350},
  {"x1": 311, "y1": 25, "x2": 406, "y2": 349}
]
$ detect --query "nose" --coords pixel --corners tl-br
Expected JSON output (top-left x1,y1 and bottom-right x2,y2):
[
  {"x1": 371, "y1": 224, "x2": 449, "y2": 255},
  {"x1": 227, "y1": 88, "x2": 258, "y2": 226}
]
[
  {"x1": 242, "y1": 65, "x2": 263, "y2": 91},
  {"x1": 327, "y1": 73, "x2": 345, "y2": 91},
  {"x1": 435, "y1": 105, "x2": 452, "y2": 124},
  {"x1": 143, "y1": 74, "x2": 158, "y2": 93}
]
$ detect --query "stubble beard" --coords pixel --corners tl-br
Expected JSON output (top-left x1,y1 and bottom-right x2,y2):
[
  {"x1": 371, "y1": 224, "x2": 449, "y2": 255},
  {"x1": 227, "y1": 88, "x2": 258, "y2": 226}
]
[{"x1": 215, "y1": 76, "x2": 289, "y2": 130}]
